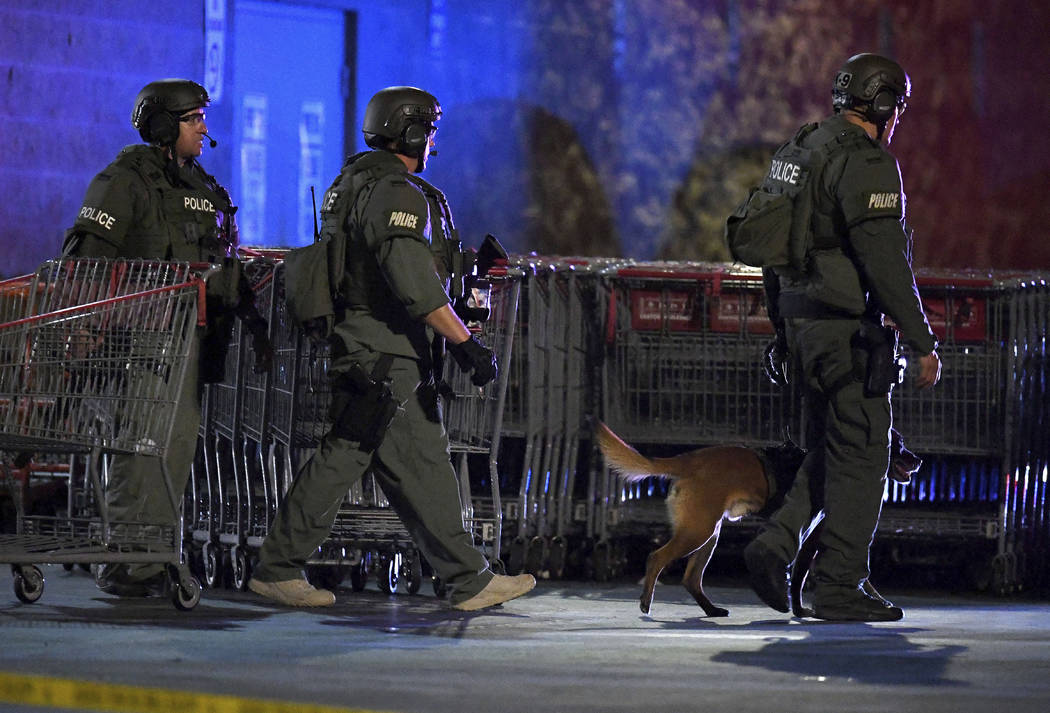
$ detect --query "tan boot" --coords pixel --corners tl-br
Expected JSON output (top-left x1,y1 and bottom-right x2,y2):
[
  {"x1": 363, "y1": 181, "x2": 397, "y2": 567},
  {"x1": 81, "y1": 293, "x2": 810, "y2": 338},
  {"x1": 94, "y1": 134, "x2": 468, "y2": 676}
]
[
  {"x1": 248, "y1": 577, "x2": 335, "y2": 607},
  {"x1": 451, "y1": 574, "x2": 536, "y2": 611}
]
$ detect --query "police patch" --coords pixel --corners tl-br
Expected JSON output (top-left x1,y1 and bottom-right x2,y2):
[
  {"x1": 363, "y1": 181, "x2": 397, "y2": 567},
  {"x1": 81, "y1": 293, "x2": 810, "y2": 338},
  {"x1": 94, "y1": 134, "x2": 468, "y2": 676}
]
[
  {"x1": 388, "y1": 211, "x2": 419, "y2": 229},
  {"x1": 79, "y1": 206, "x2": 117, "y2": 231},
  {"x1": 867, "y1": 192, "x2": 900, "y2": 210},
  {"x1": 184, "y1": 196, "x2": 215, "y2": 213}
]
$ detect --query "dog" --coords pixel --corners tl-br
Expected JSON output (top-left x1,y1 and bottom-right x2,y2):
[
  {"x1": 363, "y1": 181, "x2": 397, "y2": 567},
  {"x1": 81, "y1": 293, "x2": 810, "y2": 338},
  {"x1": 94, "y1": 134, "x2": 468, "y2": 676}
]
[{"x1": 595, "y1": 422, "x2": 921, "y2": 617}]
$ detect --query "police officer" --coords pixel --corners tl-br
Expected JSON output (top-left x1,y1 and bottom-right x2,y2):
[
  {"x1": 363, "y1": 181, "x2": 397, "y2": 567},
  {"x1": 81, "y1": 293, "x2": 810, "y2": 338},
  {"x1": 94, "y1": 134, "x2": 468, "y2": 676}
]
[
  {"x1": 743, "y1": 54, "x2": 941, "y2": 621},
  {"x1": 247, "y1": 86, "x2": 535, "y2": 610},
  {"x1": 64, "y1": 78, "x2": 271, "y2": 596}
]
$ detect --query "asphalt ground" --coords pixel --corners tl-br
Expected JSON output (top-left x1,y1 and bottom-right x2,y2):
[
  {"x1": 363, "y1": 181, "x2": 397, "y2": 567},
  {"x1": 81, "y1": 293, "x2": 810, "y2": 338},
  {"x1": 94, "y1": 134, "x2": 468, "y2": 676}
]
[{"x1": 1, "y1": 565, "x2": 1048, "y2": 713}]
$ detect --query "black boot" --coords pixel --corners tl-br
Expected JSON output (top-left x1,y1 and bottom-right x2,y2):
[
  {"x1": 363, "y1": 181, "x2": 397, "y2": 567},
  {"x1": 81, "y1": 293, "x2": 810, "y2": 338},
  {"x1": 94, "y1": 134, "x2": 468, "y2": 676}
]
[
  {"x1": 812, "y1": 586, "x2": 904, "y2": 622},
  {"x1": 743, "y1": 539, "x2": 791, "y2": 613}
]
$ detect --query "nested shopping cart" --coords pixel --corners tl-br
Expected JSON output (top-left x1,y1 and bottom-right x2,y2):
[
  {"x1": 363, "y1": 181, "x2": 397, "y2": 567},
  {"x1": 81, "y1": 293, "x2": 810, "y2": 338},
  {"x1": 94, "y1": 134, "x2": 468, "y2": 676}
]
[{"x1": 0, "y1": 258, "x2": 214, "y2": 610}]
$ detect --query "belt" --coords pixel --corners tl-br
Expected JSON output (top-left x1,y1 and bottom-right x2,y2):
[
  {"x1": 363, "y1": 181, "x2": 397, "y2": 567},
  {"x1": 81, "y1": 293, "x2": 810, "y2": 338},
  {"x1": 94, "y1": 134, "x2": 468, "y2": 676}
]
[{"x1": 778, "y1": 293, "x2": 858, "y2": 320}]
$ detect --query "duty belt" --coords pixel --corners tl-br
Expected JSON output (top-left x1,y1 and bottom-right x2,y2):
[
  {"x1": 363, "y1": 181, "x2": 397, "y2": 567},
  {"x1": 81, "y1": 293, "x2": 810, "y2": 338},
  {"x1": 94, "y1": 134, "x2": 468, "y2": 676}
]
[{"x1": 778, "y1": 293, "x2": 858, "y2": 320}]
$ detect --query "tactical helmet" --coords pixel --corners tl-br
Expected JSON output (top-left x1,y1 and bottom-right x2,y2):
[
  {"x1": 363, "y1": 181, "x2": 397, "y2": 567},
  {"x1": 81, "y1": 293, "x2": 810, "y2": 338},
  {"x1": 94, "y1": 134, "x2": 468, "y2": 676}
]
[
  {"x1": 362, "y1": 86, "x2": 441, "y2": 159},
  {"x1": 832, "y1": 53, "x2": 910, "y2": 124},
  {"x1": 131, "y1": 79, "x2": 210, "y2": 146}
]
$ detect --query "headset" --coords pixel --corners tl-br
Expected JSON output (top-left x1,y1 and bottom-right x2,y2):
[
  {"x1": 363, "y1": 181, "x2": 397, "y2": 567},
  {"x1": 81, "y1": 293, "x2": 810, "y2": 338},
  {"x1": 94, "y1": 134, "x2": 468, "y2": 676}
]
[
  {"x1": 135, "y1": 97, "x2": 180, "y2": 146},
  {"x1": 869, "y1": 87, "x2": 902, "y2": 123},
  {"x1": 400, "y1": 121, "x2": 433, "y2": 155}
]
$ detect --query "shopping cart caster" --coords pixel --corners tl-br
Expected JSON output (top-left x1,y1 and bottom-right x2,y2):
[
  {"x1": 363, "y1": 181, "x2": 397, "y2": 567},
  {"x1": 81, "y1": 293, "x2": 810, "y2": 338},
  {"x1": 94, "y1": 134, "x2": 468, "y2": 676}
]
[
  {"x1": 230, "y1": 546, "x2": 252, "y2": 592},
  {"x1": 171, "y1": 576, "x2": 202, "y2": 611},
  {"x1": 506, "y1": 536, "x2": 527, "y2": 575},
  {"x1": 432, "y1": 575, "x2": 449, "y2": 599},
  {"x1": 548, "y1": 536, "x2": 568, "y2": 580},
  {"x1": 349, "y1": 554, "x2": 369, "y2": 592},
  {"x1": 592, "y1": 540, "x2": 613, "y2": 582},
  {"x1": 166, "y1": 564, "x2": 201, "y2": 610},
  {"x1": 12, "y1": 565, "x2": 44, "y2": 604},
  {"x1": 401, "y1": 550, "x2": 423, "y2": 595},
  {"x1": 525, "y1": 536, "x2": 548, "y2": 576},
  {"x1": 201, "y1": 541, "x2": 220, "y2": 589},
  {"x1": 306, "y1": 565, "x2": 346, "y2": 592},
  {"x1": 377, "y1": 550, "x2": 400, "y2": 594}
]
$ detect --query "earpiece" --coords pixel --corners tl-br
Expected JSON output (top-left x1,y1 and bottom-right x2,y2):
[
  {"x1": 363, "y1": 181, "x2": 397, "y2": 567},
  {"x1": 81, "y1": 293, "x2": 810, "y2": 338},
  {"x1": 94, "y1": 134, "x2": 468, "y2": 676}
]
[
  {"x1": 401, "y1": 122, "x2": 429, "y2": 154},
  {"x1": 136, "y1": 96, "x2": 179, "y2": 146},
  {"x1": 870, "y1": 88, "x2": 899, "y2": 122}
]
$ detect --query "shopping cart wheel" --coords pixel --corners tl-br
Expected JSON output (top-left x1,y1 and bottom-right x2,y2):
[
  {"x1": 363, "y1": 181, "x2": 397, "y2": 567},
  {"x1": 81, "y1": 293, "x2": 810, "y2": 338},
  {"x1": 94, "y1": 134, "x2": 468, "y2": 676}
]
[
  {"x1": 377, "y1": 550, "x2": 399, "y2": 594},
  {"x1": 171, "y1": 575, "x2": 202, "y2": 611},
  {"x1": 402, "y1": 551, "x2": 423, "y2": 595},
  {"x1": 349, "y1": 555, "x2": 369, "y2": 592},
  {"x1": 506, "y1": 537, "x2": 527, "y2": 575},
  {"x1": 12, "y1": 565, "x2": 44, "y2": 604},
  {"x1": 231, "y1": 546, "x2": 252, "y2": 592},
  {"x1": 548, "y1": 536, "x2": 568, "y2": 580},
  {"x1": 525, "y1": 536, "x2": 548, "y2": 575},
  {"x1": 432, "y1": 575, "x2": 449, "y2": 599},
  {"x1": 592, "y1": 540, "x2": 613, "y2": 582},
  {"x1": 201, "y1": 541, "x2": 220, "y2": 589}
]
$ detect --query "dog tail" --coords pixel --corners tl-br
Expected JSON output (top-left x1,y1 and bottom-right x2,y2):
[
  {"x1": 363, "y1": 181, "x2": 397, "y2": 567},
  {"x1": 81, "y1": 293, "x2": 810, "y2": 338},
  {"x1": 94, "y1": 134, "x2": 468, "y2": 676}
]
[{"x1": 595, "y1": 421, "x2": 672, "y2": 482}]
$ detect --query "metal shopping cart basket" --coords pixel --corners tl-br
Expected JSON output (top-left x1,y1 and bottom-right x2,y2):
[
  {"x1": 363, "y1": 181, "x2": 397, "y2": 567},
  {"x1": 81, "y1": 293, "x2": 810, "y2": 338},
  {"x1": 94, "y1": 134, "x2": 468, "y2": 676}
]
[{"x1": 0, "y1": 258, "x2": 214, "y2": 610}]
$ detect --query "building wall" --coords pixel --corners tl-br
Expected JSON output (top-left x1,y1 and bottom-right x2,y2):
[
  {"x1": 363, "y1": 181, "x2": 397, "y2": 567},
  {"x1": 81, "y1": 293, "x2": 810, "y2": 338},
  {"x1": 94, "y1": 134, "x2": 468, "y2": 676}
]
[
  {"x1": 0, "y1": 0, "x2": 206, "y2": 277},
  {"x1": 1, "y1": 0, "x2": 1048, "y2": 278}
]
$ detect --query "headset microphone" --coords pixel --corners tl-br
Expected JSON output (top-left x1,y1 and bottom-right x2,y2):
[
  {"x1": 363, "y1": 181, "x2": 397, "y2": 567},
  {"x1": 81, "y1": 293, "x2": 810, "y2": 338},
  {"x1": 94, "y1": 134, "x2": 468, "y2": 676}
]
[{"x1": 203, "y1": 133, "x2": 217, "y2": 148}]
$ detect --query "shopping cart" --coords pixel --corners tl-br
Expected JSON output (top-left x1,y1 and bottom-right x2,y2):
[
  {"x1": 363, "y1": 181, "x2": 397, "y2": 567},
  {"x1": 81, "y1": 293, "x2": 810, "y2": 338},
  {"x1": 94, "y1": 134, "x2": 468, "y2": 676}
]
[{"x1": 0, "y1": 258, "x2": 214, "y2": 610}]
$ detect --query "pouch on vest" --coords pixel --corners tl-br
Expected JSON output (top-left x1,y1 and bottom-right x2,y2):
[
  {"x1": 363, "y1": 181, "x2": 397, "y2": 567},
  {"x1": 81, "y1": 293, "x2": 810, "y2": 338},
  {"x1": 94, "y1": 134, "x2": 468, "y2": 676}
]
[
  {"x1": 283, "y1": 235, "x2": 345, "y2": 340},
  {"x1": 283, "y1": 155, "x2": 390, "y2": 341},
  {"x1": 725, "y1": 124, "x2": 819, "y2": 274}
]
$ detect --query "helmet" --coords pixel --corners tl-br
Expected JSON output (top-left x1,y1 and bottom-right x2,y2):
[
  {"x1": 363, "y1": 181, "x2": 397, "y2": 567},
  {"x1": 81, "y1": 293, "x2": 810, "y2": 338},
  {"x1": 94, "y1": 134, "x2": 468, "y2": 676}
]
[
  {"x1": 362, "y1": 86, "x2": 441, "y2": 159},
  {"x1": 131, "y1": 79, "x2": 210, "y2": 146},
  {"x1": 832, "y1": 53, "x2": 910, "y2": 124}
]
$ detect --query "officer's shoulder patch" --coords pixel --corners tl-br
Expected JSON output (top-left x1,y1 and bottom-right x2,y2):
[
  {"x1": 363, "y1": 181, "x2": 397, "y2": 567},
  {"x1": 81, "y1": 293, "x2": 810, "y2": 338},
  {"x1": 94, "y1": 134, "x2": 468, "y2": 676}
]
[{"x1": 367, "y1": 176, "x2": 429, "y2": 238}]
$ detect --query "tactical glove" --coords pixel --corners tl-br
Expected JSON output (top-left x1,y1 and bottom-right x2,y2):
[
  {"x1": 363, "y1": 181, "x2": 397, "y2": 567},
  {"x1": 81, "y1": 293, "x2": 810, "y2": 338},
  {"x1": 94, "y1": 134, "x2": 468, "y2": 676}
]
[
  {"x1": 763, "y1": 331, "x2": 789, "y2": 387},
  {"x1": 447, "y1": 335, "x2": 498, "y2": 387}
]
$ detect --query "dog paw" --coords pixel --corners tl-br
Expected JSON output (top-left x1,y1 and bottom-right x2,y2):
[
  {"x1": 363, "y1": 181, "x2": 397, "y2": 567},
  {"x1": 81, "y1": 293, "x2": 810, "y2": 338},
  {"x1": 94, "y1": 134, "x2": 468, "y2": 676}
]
[{"x1": 704, "y1": 607, "x2": 730, "y2": 618}]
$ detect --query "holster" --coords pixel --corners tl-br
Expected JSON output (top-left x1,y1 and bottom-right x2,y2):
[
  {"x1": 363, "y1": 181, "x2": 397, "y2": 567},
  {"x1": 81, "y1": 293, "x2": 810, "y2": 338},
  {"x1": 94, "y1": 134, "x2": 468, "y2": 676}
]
[
  {"x1": 328, "y1": 357, "x2": 398, "y2": 452},
  {"x1": 859, "y1": 320, "x2": 905, "y2": 397}
]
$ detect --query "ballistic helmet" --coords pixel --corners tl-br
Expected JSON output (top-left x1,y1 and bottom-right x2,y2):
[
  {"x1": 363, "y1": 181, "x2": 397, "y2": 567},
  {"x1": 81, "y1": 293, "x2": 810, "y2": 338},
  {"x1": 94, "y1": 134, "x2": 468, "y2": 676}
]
[
  {"x1": 832, "y1": 53, "x2": 910, "y2": 124},
  {"x1": 362, "y1": 86, "x2": 441, "y2": 159},
  {"x1": 131, "y1": 79, "x2": 210, "y2": 146}
]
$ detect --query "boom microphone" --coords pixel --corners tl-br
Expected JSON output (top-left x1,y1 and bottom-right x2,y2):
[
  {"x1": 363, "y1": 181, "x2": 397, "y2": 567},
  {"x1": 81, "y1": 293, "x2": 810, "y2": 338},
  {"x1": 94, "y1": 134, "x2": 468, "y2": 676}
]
[{"x1": 203, "y1": 133, "x2": 218, "y2": 148}]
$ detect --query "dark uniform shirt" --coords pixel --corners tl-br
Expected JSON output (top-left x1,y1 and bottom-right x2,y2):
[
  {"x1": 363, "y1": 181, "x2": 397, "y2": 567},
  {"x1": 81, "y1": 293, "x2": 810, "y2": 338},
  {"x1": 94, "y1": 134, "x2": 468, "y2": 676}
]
[{"x1": 776, "y1": 114, "x2": 936, "y2": 354}]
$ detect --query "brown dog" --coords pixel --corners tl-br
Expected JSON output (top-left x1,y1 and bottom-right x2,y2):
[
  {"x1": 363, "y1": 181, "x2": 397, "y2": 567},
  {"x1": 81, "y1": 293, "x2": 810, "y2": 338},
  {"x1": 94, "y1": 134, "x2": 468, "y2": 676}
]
[{"x1": 596, "y1": 422, "x2": 920, "y2": 617}]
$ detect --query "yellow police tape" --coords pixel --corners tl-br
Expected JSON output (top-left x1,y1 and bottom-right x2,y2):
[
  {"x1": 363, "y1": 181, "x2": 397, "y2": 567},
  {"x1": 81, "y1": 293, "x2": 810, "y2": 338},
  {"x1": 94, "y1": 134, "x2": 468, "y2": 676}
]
[{"x1": 0, "y1": 671, "x2": 395, "y2": 713}]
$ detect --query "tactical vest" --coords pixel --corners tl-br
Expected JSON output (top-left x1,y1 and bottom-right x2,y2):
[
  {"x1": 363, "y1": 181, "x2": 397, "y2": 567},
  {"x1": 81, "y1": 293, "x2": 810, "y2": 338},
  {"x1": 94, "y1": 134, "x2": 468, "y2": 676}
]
[
  {"x1": 725, "y1": 123, "x2": 870, "y2": 278},
  {"x1": 318, "y1": 152, "x2": 462, "y2": 310},
  {"x1": 111, "y1": 146, "x2": 236, "y2": 263}
]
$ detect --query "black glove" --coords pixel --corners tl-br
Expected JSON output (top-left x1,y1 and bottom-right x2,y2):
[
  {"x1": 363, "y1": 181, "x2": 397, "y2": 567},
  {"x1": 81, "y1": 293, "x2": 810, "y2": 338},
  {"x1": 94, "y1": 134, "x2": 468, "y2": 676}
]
[
  {"x1": 447, "y1": 335, "x2": 498, "y2": 387},
  {"x1": 245, "y1": 318, "x2": 274, "y2": 374},
  {"x1": 763, "y1": 330, "x2": 789, "y2": 387}
]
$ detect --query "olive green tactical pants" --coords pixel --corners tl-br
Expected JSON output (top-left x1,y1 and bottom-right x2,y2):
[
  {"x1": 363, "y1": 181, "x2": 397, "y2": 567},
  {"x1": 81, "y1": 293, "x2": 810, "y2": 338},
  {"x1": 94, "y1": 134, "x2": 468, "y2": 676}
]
[
  {"x1": 253, "y1": 350, "x2": 493, "y2": 604},
  {"x1": 754, "y1": 318, "x2": 891, "y2": 605},
  {"x1": 106, "y1": 332, "x2": 201, "y2": 581}
]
